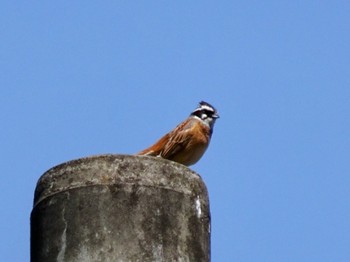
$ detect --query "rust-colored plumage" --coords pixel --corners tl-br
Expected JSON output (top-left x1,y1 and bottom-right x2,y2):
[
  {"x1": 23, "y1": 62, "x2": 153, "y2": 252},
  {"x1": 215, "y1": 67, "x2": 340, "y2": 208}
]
[{"x1": 137, "y1": 101, "x2": 219, "y2": 166}]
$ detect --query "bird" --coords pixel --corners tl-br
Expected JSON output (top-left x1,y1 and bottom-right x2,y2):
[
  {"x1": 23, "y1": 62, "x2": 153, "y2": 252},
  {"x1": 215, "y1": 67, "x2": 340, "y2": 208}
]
[{"x1": 137, "y1": 101, "x2": 219, "y2": 166}]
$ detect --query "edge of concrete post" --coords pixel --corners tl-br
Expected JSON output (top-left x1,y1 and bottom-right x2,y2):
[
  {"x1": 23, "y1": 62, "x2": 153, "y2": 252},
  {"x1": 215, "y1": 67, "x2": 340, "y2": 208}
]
[{"x1": 33, "y1": 154, "x2": 209, "y2": 208}]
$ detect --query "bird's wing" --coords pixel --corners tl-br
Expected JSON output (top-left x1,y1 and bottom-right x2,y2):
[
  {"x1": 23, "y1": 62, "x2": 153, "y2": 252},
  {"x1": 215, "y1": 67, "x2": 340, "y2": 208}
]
[{"x1": 161, "y1": 127, "x2": 193, "y2": 159}]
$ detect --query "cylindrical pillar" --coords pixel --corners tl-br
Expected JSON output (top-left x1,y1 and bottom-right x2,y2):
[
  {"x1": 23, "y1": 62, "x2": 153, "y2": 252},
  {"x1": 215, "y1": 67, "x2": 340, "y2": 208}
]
[{"x1": 31, "y1": 154, "x2": 210, "y2": 262}]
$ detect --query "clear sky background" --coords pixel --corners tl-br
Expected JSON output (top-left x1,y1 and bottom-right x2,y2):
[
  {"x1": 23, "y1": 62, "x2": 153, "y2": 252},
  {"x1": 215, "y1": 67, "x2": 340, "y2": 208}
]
[{"x1": 1, "y1": 1, "x2": 350, "y2": 261}]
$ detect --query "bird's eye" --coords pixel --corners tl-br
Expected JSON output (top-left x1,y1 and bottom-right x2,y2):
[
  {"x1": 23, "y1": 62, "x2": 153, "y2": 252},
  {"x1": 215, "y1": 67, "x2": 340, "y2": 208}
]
[{"x1": 204, "y1": 110, "x2": 214, "y2": 116}]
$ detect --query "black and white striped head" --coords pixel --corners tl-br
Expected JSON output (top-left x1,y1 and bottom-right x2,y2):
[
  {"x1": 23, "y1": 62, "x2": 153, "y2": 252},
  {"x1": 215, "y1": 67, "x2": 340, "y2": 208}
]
[{"x1": 190, "y1": 101, "x2": 219, "y2": 128}]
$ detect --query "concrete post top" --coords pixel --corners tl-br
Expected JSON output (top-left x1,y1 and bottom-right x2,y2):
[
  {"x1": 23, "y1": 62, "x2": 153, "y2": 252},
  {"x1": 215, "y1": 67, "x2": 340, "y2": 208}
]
[{"x1": 34, "y1": 154, "x2": 208, "y2": 207}]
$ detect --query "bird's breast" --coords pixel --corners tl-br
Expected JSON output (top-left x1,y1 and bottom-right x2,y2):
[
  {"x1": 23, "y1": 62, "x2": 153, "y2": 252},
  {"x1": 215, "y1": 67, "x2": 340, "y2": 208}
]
[{"x1": 172, "y1": 121, "x2": 211, "y2": 166}]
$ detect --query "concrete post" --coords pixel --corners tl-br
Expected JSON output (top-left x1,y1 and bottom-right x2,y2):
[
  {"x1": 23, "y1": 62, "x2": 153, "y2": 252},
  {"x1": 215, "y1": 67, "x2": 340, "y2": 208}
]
[{"x1": 31, "y1": 154, "x2": 210, "y2": 262}]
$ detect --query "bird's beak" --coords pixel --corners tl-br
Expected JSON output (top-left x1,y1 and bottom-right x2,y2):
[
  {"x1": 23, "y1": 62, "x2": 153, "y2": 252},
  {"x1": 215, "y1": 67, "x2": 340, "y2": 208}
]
[{"x1": 213, "y1": 113, "x2": 220, "y2": 119}]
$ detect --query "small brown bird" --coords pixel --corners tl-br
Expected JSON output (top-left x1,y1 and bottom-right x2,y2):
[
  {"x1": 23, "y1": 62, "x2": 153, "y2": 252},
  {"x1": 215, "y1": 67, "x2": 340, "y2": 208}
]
[{"x1": 137, "y1": 101, "x2": 219, "y2": 166}]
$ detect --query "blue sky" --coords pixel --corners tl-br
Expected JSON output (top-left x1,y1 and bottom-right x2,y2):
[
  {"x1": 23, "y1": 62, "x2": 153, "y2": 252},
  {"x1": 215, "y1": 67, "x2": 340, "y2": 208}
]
[{"x1": 1, "y1": 1, "x2": 350, "y2": 261}]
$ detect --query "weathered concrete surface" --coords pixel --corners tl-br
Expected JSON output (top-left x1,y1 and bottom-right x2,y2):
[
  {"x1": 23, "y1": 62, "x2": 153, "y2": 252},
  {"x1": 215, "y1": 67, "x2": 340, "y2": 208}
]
[{"x1": 31, "y1": 154, "x2": 210, "y2": 262}]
